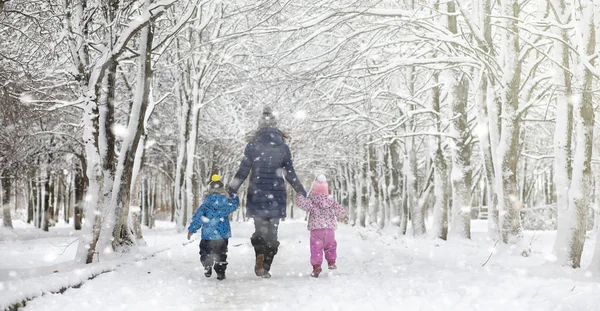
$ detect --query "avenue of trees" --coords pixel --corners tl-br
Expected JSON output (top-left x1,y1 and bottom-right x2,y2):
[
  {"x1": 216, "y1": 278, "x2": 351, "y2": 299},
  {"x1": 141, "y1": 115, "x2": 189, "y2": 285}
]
[{"x1": 2, "y1": 0, "x2": 600, "y2": 269}]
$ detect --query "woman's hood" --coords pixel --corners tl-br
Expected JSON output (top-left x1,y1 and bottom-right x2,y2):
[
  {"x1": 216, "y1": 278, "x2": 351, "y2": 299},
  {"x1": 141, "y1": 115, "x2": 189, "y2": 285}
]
[{"x1": 256, "y1": 127, "x2": 284, "y2": 146}]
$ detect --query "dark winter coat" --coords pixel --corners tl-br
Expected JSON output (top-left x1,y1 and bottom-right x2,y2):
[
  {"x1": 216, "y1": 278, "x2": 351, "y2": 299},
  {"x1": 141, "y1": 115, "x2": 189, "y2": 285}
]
[
  {"x1": 228, "y1": 127, "x2": 306, "y2": 218},
  {"x1": 188, "y1": 193, "x2": 239, "y2": 240}
]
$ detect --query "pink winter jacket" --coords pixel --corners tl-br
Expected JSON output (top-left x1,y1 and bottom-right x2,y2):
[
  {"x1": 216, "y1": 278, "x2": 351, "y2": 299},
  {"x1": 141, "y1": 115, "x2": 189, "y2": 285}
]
[{"x1": 296, "y1": 194, "x2": 348, "y2": 231}]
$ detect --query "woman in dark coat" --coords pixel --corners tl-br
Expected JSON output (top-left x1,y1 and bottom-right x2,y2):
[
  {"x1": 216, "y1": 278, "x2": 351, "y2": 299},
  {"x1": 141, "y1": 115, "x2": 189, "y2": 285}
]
[{"x1": 228, "y1": 107, "x2": 307, "y2": 278}]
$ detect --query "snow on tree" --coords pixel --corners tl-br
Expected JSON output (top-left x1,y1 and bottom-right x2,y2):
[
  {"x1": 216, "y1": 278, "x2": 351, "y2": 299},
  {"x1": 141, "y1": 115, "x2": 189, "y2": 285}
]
[{"x1": 4, "y1": 0, "x2": 600, "y2": 271}]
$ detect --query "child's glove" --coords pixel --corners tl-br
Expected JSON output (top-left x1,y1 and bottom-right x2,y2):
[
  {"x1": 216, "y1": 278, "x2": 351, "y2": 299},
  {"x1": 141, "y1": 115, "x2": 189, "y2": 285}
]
[
  {"x1": 338, "y1": 217, "x2": 349, "y2": 224},
  {"x1": 187, "y1": 231, "x2": 193, "y2": 240}
]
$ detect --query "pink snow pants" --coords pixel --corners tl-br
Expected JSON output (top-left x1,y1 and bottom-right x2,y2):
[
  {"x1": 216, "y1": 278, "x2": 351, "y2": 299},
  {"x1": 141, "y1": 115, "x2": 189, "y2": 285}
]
[{"x1": 310, "y1": 228, "x2": 337, "y2": 266}]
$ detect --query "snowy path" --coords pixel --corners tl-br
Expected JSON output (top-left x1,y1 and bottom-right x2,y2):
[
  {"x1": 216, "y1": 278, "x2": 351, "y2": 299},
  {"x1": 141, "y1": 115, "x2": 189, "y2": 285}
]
[{"x1": 8, "y1": 221, "x2": 600, "y2": 311}]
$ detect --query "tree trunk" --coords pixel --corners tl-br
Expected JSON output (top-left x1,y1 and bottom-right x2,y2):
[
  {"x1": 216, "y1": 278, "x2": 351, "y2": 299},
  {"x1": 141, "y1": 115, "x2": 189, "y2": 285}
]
[
  {"x1": 13, "y1": 178, "x2": 18, "y2": 212},
  {"x1": 74, "y1": 170, "x2": 84, "y2": 231},
  {"x1": 183, "y1": 104, "x2": 201, "y2": 230},
  {"x1": 64, "y1": 173, "x2": 71, "y2": 223},
  {"x1": 42, "y1": 172, "x2": 51, "y2": 232},
  {"x1": 142, "y1": 180, "x2": 149, "y2": 226},
  {"x1": 382, "y1": 149, "x2": 391, "y2": 228},
  {"x1": 368, "y1": 144, "x2": 380, "y2": 227},
  {"x1": 175, "y1": 97, "x2": 192, "y2": 232},
  {"x1": 57, "y1": 175, "x2": 64, "y2": 222},
  {"x1": 403, "y1": 66, "x2": 425, "y2": 236},
  {"x1": 389, "y1": 142, "x2": 402, "y2": 226},
  {"x1": 551, "y1": 0, "x2": 576, "y2": 265},
  {"x1": 192, "y1": 174, "x2": 200, "y2": 219},
  {"x1": 170, "y1": 184, "x2": 176, "y2": 222},
  {"x1": 444, "y1": 1, "x2": 472, "y2": 239},
  {"x1": 401, "y1": 173, "x2": 409, "y2": 235},
  {"x1": 53, "y1": 175, "x2": 60, "y2": 222},
  {"x1": 76, "y1": 78, "x2": 105, "y2": 264},
  {"x1": 450, "y1": 74, "x2": 472, "y2": 239},
  {"x1": 357, "y1": 161, "x2": 367, "y2": 227},
  {"x1": 497, "y1": 0, "x2": 523, "y2": 244},
  {"x1": 408, "y1": 145, "x2": 425, "y2": 235},
  {"x1": 111, "y1": 11, "x2": 154, "y2": 249},
  {"x1": 27, "y1": 180, "x2": 34, "y2": 224},
  {"x1": 150, "y1": 179, "x2": 157, "y2": 228},
  {"x1": 345, "y1": 165, "x2": 355, "y2": 225},
  {"x1": 131, "y1": 209, "x2": 144, "y2": 241},
  {"x1": 481, "y1": 81, "x2": 500, "y2": 239},
  {"x1": 2, "y1": 175, "x2": 13, "y2": 228},
  {"x1": 130, "y1": 171, "x2": 145, "y2": 243},
  {"x1": 431, "y1": 73, "x2": 449, "y2": 240},
  {"x1": 566, "y1": 0, "x2": 595, "y2": 268},
  {"x1": 35, "y1": 177, "x2": 41, "y2": 228},
  {"x1": 472, "y1": 0, "x2": 501, "y2": 240},
  {"x1": 47, "y1": 174, "x2": 55, "y2": 227}
]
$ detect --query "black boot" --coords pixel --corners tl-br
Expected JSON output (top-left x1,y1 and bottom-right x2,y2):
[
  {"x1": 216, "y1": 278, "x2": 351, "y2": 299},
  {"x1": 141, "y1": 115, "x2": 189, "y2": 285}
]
[
  {"x1": 203, "y1": 264, "x2": 212, "y2": 278},
  {"x1": 262, "y1": 240, "x2": 280, "y2": 278},
  {"x1": 251, "y1": 235, "x2": 266, "y2": 277},
  {"x1": 214, "y1": 262, "x2": 227, "y2": 280}
]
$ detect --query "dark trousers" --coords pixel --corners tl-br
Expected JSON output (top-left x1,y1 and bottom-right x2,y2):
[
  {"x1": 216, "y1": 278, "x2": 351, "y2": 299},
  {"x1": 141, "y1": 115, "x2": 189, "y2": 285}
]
[
  {"x1": 251, "y1": 217, "x2": 280, "y2": 272},
  {"x1": 199, "y1": 239, "x2": 228, "y2": 274},
  {"x1": 253, "y1": 217, "x2": 280, "y2": 240}
]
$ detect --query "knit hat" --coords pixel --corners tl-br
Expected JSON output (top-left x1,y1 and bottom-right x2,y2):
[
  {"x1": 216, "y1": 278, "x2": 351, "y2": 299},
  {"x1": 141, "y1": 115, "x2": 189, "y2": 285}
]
[
  {"x1": 208, "y1": 174, "x2": 224, "y2": 190},
  {"x1": 311, "y1": 175, "x2": 328, "y2": 196},
  {"x1": 258, "y1": 106, "x2": 278, "y2": 129}
]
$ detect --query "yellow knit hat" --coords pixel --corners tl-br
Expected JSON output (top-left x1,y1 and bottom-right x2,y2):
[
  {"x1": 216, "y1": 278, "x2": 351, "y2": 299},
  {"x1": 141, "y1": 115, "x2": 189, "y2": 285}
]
[{"x1": 209, "y1": 174, "x2": 223, "y2": 189}]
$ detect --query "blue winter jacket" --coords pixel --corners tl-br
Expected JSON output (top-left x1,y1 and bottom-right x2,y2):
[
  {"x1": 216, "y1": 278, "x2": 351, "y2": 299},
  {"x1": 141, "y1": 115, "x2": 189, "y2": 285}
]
[
  {"x1": 188, "y1": 193, "x2": 239, "y2": 240},
  {"x1": 228, "y1": 127, "x2": 306, "y2": 218}
]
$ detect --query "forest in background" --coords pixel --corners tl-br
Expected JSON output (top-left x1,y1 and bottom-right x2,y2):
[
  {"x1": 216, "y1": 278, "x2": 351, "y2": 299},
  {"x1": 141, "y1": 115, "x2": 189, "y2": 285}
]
[{"x1": 1, "y1": 0, "x2": 600, "y2": 270}]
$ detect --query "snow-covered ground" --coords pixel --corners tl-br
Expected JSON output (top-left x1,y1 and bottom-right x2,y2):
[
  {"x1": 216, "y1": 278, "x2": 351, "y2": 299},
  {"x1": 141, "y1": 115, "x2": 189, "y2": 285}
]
[{"x1": 2, "y1": 219, "x2": 600, "y2": 311}]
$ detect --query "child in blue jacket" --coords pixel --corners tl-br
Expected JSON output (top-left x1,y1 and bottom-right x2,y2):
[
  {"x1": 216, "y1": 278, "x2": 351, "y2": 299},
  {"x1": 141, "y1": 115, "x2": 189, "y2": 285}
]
[{"x1": 187, "y1": 174, "x2": 239, "y2": 280}]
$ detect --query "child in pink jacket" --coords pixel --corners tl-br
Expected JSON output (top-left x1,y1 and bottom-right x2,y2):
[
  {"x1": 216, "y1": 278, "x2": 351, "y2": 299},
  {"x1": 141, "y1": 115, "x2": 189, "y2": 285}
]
[{"x1": 296, "y1": 175, "x2": 348, "y2": 278}]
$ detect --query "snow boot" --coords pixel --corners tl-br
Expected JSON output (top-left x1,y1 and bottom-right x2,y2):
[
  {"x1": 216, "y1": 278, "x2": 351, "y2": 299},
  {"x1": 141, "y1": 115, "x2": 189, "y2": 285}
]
[
  {"x1": 263, "y1": 240, "x2": 280, "y2": 276},
  {"x1": 254, "y1": 254, "x2": 265, "y2": 277},
  {"x1": 262, "y1": 271, "x2": 272, "y2": 279},
  {"x1": 251, "y1": 236, "x2": 266, "y2": 277},
  {"x1": 203, "y1": 265, "x2": 212, "y2": 278},
  {"x1": 311, "y1": 264, "x2": 322, "y2": 278},
  {"x1": 215, "y1": 262, "x2": 227, "y2": 281},
  {"x1": 328, "y1": 261, "x2": 337, "y2": 270}
]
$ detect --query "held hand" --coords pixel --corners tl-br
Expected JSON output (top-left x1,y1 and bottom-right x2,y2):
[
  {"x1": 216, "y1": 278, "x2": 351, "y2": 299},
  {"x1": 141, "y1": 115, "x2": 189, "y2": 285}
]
[{"x1": 187, "y1": 231, "x2": 193, "y2": 240}]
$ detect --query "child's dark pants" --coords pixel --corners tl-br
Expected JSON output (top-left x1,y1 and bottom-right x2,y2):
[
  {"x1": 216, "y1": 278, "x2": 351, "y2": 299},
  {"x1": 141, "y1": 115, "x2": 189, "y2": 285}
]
[{"x1": 199, "y1": 239, "x2": 229, "y2": 274}]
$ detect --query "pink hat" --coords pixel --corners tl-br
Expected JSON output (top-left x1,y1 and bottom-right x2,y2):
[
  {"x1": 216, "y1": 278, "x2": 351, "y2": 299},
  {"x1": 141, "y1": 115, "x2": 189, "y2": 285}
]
[{"x1": 311, "y1": 175, "x2": 328, "y2": 196}]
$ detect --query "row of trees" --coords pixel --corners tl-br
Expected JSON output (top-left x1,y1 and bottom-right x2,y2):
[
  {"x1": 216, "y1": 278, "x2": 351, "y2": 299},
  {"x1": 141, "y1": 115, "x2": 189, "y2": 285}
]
[
  {"x1": 236, "y1": 0, "x2": 600, "y2": 269},
  {"x1": 2, "y1": 0, "x2": 600, "y2": 270},
  {"x1": 0, "y1": 0, "x2": 301, "y2": 263}
]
